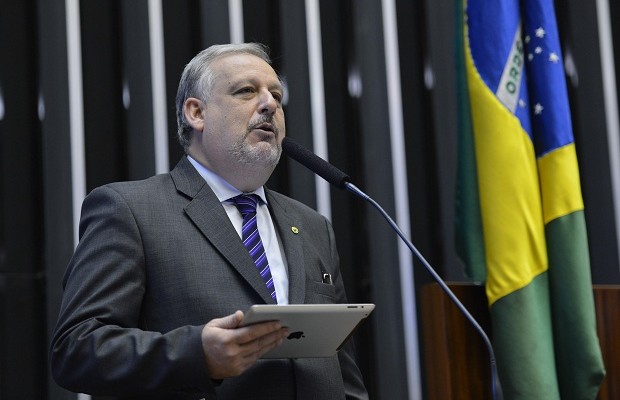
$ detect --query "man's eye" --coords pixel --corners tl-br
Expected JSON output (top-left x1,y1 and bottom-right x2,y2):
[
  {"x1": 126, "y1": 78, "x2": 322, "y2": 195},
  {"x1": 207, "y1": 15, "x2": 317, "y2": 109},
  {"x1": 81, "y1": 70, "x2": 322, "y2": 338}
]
[
  {"x1": 272, "y1": 93, "x2": 283, "y2": 103},
  {"x1": 237, "y1": 87, "x2": 255, "y2": 95}
]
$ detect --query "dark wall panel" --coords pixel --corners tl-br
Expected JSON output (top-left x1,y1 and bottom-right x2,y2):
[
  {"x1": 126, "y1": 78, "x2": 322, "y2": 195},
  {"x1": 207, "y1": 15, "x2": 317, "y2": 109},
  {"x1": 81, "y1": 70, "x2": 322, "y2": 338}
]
[
  {"x1": 81, "y1": 0, "x2": 128, "y2": 189},
  {"x1": 0, "y1": 275, "x2": 47, "y2": 399},
  {"x1": 276, "y1": 1, "x2": 315, "y2": 206},
  {"x1": 352, "y1": 1, "x2": 409, "y2": 399},
  {"x1": 121, "y1": 0, "x2": 158, "y2": 180},
  {"x1": 319, "y1": 0, "x2": 376, "y2": 394},
  {"x1": 200, "y1": 0, "x2": 231, "y2": 47},
  {"x1": 1, "y1": 0, "x2": 48, "y2": 398},
  {"x1": 242, "y1": 0, "x2": 281, "y2": 49},
  {"x1": 416, "y1": 0, "x2": 459, "y2": 279},
  {"x1": 38, "y1": 0, "x2": 77, "y2": 397},
  {"x1": 557, "y1": 0, "x2": 620, "y2": 284},
  {"x1": 0, "y1": 0, "x2": 43, "y2": 276},
  {"x1": 162, "y1": 0, "x2": 203, "y2": 166}
]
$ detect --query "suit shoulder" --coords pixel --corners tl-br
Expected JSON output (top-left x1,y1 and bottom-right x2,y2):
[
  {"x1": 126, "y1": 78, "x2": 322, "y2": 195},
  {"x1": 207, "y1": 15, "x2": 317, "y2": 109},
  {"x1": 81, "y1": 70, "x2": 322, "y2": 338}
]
[{"x1": 87, "y1": 173, "x2": 173, "y2": 202}]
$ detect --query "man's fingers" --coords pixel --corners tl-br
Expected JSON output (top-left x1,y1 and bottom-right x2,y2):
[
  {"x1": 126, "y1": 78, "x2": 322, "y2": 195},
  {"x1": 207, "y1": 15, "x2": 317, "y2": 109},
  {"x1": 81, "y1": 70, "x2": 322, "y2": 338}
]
[
  {"x1": 206, "y1": 311, "x2": 283, "y2": 343},
  {"x1": 235, "y1": 321, "x2": 286, "y2": 345},
  {"x1": 242, "y1": 327, "x2": 289, "y2": 359},
  {"x1": 206, "y1": 310, "x2": 244, "y2": 329},
  {"x1": 201, "y1": 313, "x2": 288, "y2": 380}
]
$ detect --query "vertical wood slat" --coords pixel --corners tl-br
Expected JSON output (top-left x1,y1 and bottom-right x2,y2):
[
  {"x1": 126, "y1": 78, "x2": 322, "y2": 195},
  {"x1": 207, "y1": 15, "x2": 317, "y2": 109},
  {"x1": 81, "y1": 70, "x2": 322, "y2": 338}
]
[{"x1": 594, "y1": 285, "x2": 620, "y2": 399}]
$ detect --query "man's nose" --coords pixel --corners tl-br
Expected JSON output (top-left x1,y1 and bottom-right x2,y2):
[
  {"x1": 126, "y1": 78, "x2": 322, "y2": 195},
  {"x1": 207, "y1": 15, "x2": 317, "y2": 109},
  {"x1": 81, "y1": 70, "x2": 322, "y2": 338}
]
[{"x1": 258, "y1": 90, "x2": 278, "y2": 115}]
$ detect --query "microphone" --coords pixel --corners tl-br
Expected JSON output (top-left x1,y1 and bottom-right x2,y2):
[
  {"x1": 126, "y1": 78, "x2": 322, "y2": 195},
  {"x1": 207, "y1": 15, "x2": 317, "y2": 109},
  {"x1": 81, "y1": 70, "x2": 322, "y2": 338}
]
[
  {"x1": 281, "y1": 136, "x2": 503, "y2": 400},
  {"x1": 281, "y1": 137, "x2": 350, "y2": 189}
]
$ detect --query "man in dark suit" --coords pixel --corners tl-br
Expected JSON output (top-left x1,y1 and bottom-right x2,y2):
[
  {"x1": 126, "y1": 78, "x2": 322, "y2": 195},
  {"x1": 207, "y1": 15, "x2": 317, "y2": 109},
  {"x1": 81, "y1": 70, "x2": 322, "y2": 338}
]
[{"x1": 50, "y1": 43, "x2": 368, "y2": 400}]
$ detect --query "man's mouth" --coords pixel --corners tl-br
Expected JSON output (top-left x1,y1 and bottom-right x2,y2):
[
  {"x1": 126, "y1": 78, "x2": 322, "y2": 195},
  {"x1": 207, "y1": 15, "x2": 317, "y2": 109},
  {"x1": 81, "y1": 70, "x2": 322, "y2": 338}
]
[
  {"x1": 254, "y1": 122, "x2": 274, "y2": 132},
  {"x1": 250, "y1": 122, "x2": 278, "y2": 139}
]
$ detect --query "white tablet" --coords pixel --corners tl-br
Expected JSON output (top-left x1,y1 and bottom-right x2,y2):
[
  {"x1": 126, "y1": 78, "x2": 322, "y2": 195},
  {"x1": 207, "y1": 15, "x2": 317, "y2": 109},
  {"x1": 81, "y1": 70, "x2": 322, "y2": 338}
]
[{"x1": 240, "y1": 303, "x2": 375, "y2": 359}]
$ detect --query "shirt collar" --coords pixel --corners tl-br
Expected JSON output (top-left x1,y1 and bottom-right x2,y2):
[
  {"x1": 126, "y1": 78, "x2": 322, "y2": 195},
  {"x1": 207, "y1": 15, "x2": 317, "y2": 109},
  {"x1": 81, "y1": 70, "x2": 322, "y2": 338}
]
[{"x1": 186, "y1": 155, "x2": 268, "y2": 204}]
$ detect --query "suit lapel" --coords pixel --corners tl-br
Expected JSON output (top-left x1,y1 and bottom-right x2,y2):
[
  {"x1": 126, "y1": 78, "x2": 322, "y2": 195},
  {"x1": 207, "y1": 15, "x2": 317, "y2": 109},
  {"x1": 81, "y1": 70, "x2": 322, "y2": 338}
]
[
  {"x1": 170, "y1": 157, "x2": 275, "y2": 304},
  {"x1": 266, "y1": 189, "x2": 306, "y2": 304}
]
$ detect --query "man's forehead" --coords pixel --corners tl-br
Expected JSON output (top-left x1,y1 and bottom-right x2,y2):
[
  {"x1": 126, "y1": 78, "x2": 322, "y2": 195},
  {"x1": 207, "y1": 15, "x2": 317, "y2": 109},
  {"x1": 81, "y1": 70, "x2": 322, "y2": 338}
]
[
  {"x1": 213, "y1": 53, "x2": 277, "y2": 76},
  {"x1": 212, "y1": 53, "x2": 279, "y2": 82}
]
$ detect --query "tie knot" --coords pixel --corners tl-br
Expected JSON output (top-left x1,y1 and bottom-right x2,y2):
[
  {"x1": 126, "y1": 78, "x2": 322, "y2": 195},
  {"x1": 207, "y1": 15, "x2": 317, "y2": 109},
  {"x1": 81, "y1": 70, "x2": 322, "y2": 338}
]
[{"x1": 230, "y1": 194, "x2": 259, "y2": 217}]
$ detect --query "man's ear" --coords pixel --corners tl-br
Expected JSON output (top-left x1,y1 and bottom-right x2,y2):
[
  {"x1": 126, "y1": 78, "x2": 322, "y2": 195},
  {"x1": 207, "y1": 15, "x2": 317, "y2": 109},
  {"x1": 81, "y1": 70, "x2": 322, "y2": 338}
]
[{"x1": 184, "y1": 97, "x2": 205, "y2": 132}]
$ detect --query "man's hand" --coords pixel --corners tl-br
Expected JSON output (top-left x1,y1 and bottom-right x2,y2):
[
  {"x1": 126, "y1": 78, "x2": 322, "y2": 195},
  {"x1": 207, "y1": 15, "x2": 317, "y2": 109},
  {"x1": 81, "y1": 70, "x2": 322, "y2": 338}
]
[{"x1": 201, "y1": 310, "x2": 288, "y2": 379}]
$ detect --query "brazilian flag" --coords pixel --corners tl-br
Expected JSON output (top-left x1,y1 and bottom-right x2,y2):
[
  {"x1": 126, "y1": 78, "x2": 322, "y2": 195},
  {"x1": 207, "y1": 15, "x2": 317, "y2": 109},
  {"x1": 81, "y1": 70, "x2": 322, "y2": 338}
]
[{"x1": 455, "y1": 0, "x2": 606, "y2": 398}]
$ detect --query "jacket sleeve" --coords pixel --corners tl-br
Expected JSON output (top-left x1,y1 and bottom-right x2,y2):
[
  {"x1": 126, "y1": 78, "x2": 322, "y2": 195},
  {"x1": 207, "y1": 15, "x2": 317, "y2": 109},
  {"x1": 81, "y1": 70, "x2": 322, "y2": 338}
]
[{"x1": 49, "y1": 185, "x2": 215, "y2": 398}]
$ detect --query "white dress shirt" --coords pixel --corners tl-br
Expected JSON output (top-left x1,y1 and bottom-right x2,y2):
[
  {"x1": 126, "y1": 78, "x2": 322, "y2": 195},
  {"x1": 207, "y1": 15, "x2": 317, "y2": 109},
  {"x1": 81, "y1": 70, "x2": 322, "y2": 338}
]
[{"x1": 187, "y1": 156, "x2": 289, "y2": 304}]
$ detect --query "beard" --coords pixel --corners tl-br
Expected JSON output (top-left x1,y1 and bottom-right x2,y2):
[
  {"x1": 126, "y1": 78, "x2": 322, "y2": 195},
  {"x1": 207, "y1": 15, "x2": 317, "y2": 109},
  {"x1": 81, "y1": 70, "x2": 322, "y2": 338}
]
[{"x1": 229, "y1": 118, "x2": 282, "y2": 168}]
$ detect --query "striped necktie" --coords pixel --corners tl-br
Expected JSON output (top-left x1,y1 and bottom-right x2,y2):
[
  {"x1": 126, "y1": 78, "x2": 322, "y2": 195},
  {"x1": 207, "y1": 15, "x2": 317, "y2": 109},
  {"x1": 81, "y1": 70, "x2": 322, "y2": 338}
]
[{"x1": 230, "y1": 194, "x2": 277, "y2": 302}]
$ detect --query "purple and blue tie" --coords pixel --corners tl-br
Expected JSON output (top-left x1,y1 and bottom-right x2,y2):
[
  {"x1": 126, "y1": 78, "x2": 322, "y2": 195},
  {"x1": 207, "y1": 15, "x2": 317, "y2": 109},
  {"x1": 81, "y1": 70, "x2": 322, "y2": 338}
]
[{"x1": 230, "y1": 194, "x2": 277, "y2": 302}]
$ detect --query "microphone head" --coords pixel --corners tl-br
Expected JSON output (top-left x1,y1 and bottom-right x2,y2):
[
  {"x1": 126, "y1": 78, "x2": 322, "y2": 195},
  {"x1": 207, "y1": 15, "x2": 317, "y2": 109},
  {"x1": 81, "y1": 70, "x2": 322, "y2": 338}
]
[{"x1": 281, "y1": 137, "x2": 351, "y2": 189}]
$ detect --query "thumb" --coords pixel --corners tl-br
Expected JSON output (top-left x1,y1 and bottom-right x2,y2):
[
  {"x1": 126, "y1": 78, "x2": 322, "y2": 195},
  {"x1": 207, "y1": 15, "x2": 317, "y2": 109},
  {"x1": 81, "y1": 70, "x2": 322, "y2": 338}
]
[{"x1": 206, "y1": 310, "x2": 244, "y2": 329}]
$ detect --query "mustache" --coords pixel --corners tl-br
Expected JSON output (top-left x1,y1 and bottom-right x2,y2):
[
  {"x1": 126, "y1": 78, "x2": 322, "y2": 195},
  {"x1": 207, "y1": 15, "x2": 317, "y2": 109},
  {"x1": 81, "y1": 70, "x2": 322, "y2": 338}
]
[{"x1": 248, "y1": 116, "x2": 280, "y2": 138}]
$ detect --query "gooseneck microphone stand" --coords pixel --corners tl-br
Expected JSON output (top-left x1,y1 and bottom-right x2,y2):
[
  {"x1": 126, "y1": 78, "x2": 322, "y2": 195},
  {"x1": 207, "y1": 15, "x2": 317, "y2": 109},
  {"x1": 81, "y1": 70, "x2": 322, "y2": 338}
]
[
  {"x1": 281, "y1": 137, "x2": 503, "y2": 400},
  {"x1": 344, "y1": 182, "x2": 503, "y2": 400}
]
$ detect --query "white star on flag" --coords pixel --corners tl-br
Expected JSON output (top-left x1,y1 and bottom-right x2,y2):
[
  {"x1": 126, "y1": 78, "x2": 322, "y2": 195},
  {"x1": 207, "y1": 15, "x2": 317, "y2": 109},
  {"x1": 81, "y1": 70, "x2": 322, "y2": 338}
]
[
  {"x1": 534, "y1": 103, "x2": 544, "y2": 115},
  {"x1": 535, "y1": 47, "x2": 543, "y2": 54},
  {"x1": 535, "y1": 27, "x2": 546, "y2": 38},
  {"x1": 548, "y1": 53, "x2": 559, "y2": 63}
]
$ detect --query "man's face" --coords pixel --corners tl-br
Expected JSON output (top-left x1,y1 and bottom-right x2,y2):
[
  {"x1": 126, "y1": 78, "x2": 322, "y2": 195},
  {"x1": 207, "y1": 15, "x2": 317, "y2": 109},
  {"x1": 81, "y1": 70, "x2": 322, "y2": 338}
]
[{"x1": 194, "y1": 53, "x2": 286, "y2": 176}]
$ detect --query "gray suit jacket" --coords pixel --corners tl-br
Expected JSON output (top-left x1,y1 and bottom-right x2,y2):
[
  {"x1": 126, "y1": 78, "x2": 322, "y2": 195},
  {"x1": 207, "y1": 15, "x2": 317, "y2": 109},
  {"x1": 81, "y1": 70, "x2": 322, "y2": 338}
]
[{"x1": 50, "y1": 156, "x2": 368, "y2": 400}]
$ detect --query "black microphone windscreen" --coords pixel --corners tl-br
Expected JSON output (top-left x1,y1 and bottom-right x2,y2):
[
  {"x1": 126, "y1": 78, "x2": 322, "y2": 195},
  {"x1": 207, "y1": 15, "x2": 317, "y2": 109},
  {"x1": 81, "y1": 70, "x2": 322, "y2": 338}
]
[{"x1": 281, "y1": 137, "x2": 351, "y2": 189}]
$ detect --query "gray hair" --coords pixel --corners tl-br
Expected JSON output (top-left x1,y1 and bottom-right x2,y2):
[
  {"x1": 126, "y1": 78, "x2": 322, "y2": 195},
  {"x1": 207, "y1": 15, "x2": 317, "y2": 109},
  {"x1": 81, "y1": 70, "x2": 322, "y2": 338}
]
[{"x1": 175, "y1": 43, "x2": 272, "y2": 149}]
